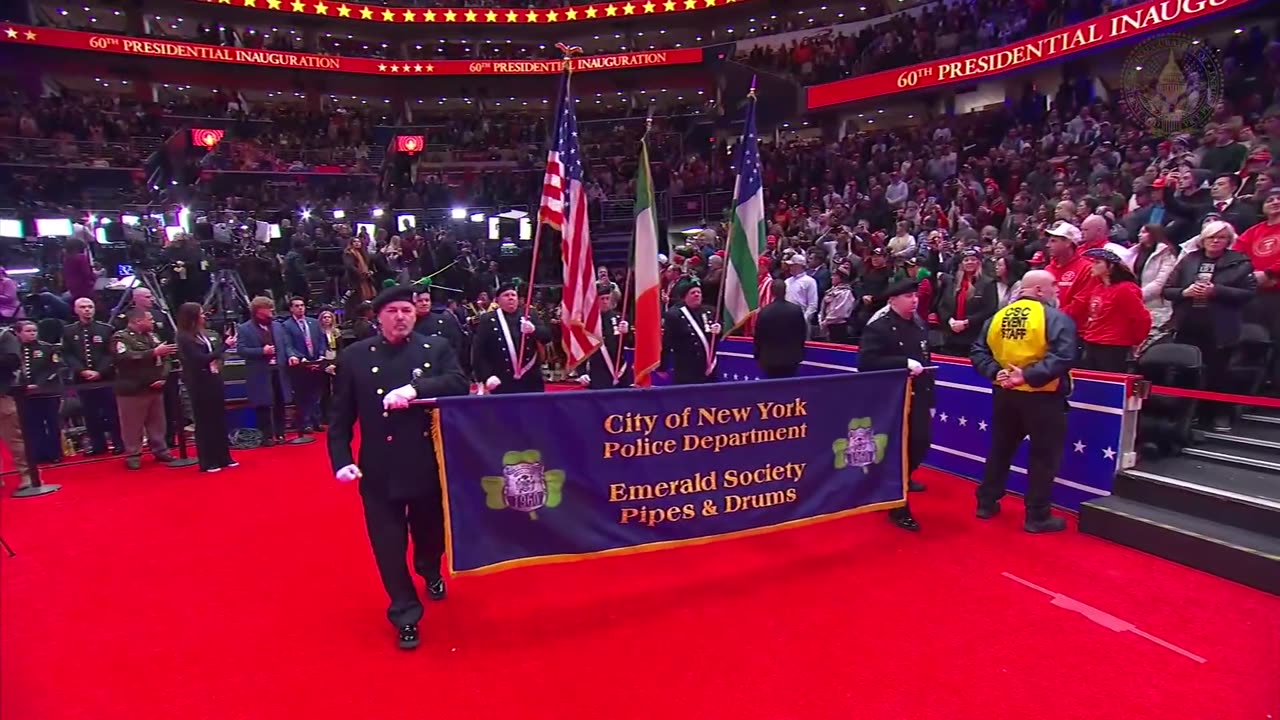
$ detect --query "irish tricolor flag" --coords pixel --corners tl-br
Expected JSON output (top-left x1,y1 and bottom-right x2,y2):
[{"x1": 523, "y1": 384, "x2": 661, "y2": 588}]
[
  {"x1": 722, "y1": 86, "x2": 764, "y2": 331},
  {"x1": 631, "y1": 135, "x2": 662, "y2": 387}
]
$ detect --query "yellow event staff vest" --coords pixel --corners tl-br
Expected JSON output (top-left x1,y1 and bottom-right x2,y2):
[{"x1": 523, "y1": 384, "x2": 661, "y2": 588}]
[{"x1": 984, "y1": 299, "x2": 1059, "y2": 393}]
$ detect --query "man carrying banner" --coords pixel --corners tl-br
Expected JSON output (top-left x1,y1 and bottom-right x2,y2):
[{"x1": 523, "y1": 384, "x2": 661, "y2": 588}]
[
  {"x1": 661, "y1": 281, "x2": 721, "y2": 385},
  {"x1": 327, "y1": 285, "x2": 470, "y2": 650},
  {"x1": 471, "y1": 282, "x2": 552, "y2": 395},
  {"x1": 857, "y1": 279, "x2": 933, "y2": 531},
  {"x1": 969, "y1": 270, "x2": 1077, "y2": 533},
  {"x1": 579, "y1": 283, "x2": 633, "y2": 389}
]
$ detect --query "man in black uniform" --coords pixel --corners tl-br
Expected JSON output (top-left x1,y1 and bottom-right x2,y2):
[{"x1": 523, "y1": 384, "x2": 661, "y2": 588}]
[
  {"x1": 327, "y1": 285, "x2": 469, "y2": 650},
  {"x1": 661, "y1": 281, "x2": 721, "y2": 385},
  {"x1": 63, "y1": 297, "x2": 122, "y2": 455},
  {"x1": 412, "y1": 288, "x2": 464, "y2": 353},
  {"x1": 14, "y1": 320, "x2": 64, "y2": 463},
  {"x1": 753, "y1": 288, "x2": 808, "y2": 379},
  {"x1": 579, "y1": 283, "x2": 633, "y2": 389},
  {"x1": 471, "y1": 282, "x2": 551, "y2": 394},
  {"x1": 857, "y1": 279, "x2": 934, "y2": 531}
]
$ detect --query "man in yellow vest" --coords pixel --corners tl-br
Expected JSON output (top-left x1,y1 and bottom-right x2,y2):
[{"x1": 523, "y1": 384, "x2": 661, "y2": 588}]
[{"x1": 969, "y1": 270, "x2": 1078, "y2": 533}]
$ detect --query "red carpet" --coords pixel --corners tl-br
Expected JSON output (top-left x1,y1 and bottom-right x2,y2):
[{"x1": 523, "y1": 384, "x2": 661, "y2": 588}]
[{"x1": 2, "y1": 443, "x2": 1277, "y2": 720}]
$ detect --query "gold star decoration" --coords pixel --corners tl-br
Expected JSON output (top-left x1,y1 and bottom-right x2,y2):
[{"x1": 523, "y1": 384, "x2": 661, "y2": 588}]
[
  {"x1": 643, "y1": 1, "x2": 655, "y2": 12},
  {"x1": 705, "y1": 0, "x2": 716, "y2": 6},
  {"x1": 413, "y1": 63, "x2": 423, "y2": 72},
  {"x1": 526, "y1": 10, "x2": 539, "y2": 21},
  {"x1": 605, "y1": 4, "x2": 618, "y2": 16},
  {"x1": 377, "y1": 63, "x2": 387, "y2": 71},
  {"x1": 290, "y1": 0, "x2": 305, "y2": 12},
  {"x1": 3, "y1": 27, "x2": 17, "y2": 39},
  {"x1": 585, "y1": 6, "x2": 598, "y2": 17},
  {"x1": 443, "y1": 9, "x2": 456, "y2": 21},
  {"x1": 390, "y1": 64, "x2": 399, "y2": 72},
  {"x1": 565, "y1": 7, "x2": 578, "y2": 19},
  {"x1": 424, "y1": 64, "x2": 434, "y2": 72},
  {"x1": 380, "y1": 8, "x2": 394, "y2": 20},
  {"x1": 464, "y1": 9, "x2": 477, "y2": 21},
  {"x1": 485, "y1": 10, "x2": 497, "y2": 21},
  {"x1": 401, "y1": 8, "x2": 415, "y2": 22},
  {"x1": 218, "y1": 0, "x2": 231, "y2": 4},
  {"x1": 505, "y1": 9, "x2": 518, "y2": 21},
  {"x1": 359, "y1": 6, "x2": 372, "y2": 19},
  {"x1": 546, "y1": 9, "x2": 558, "y2": 21},
  {"x1": 623, "y1": 3, "x2": 636, "y2": 14},
  {"x1": 313, "y1": 2, "x2": 328, "y2": 15},
  {"x1": 266, "y1": 0, "x2": 281, "y2": 8},
  {"x1": 684, "y1": 0, "x2": 697, "y2": 8},
  {"x1": 23, "y1": 29, "x2": 35, "y2": 39},
  {"x1": 243, "y1": 0, "x2": 257, "y2": 7},
  {"x1": 423, "y1": 9, "x2": 436, "y2": 20},
  {"x1": 663, "y1": 1, "x2": 676, "y2": 11},
  {"x1": 336, "y1": 4, "x2": 350, "y2": 16}
]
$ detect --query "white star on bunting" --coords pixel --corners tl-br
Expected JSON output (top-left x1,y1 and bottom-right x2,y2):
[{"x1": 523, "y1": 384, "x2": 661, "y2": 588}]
[
  {"x1": 939, "y1": 412, "x2": 948, "y2": 423},
  {"x1": 957, "y1": 416, "x2": 967, "y2": 427},
  {"x1": 1073, "y1": 440, "x2": 1086, "y2": 454},
  {"x1": 977, "y1": 420, "x2": 988, "y2": 431},
  {"x1": 1102, "y1": 447, "x2": 1117, "y2": 460}
]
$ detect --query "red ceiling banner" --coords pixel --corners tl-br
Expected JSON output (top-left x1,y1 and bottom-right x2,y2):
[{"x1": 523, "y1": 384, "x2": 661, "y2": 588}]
[
  {"x1": 0, "y1": 25, "x2": 703, "y2": 76},
  {"x1": 807, "y1": 0, "x2": 1248, "y2": 110},
  {"x1": 191, "y1": 128, "x2": 226, "y2": 148},
  {"x1": 191, "y1": 0, "x2": 749, "y2": 25},
  {"x1": 395, "y1": 135, "x2": 424, "y2": 153}
]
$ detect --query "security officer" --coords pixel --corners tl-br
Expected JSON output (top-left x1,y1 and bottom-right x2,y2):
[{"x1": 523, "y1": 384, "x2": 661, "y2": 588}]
[
  {"x1": 857, "y1": 279, "x2": 933, "y2": 531},
  {"x1": 970, "y1": 269, "x2": 1077, "y2": 533},
  {"x1": 753, "y1": 286, "x2": 808, "y2": 379},
  {"x1": 661, "y1": 281, "x2": 721, "y2": 385},
  {"x1": 412, "y1": 288, "x2": 465, "y2": 354},
  {"x1": 63, "y1": 297, "x2": 122, "y2": 455},
  {"x1": 112, "y1": 308, "x2": 178, "y2": 470},
  {"x1": 327, "y1": 285, "x2": 470, "y2": 650},
  {"x1": 14, "y1": 320, "x2": 64, "y2": 463},
  {"x1": 112, "y1": 287, "x2": 174, "y2": 342},
  {"x1": 580, "y1": 283, "x2": 634, "y2": 389},
  {"x1": 471, "y1": 282, "x2": 552, "y2": 395}
]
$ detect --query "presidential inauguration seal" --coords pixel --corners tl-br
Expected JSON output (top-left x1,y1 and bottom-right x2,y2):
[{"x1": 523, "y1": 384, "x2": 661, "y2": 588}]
[{"x1": 1119, "y1": 33, "x2": 1222, "y2": 137}]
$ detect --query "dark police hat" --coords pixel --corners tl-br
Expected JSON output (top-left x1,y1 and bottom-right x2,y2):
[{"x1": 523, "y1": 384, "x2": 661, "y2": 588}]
[
  {"x1": 496, "y1": 280, "x2": 520, "y2": 296},
  {"x1": 884, "y1": 278, "x2": 919, "y2": 298},
  {"x1": 371, "y1": 284, "x2": 417, "y2": 313},
  {"x1": 672, "y1": 276, "x2": 702, "y2": 300}
]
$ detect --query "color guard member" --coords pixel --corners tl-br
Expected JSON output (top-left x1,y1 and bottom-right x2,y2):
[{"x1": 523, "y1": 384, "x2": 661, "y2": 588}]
[
  {"x1": 327, "y1": 285, "x2": 470, "y2": 650},
  {"x1": 14, "y1": 320, "x2": 64, "y2": 463},
  {"x1": 471, "y1": 283, "x2": 551, "y2": 395},
  {"x1": 63, "y1": 297, "x2": 122, "y2": 455},
  {"x1": 579, "y1": 283, "x2": 633, "y2": 389},
  {"x1": 661, "y1": 281, "x2": 721, "y2": 385}
]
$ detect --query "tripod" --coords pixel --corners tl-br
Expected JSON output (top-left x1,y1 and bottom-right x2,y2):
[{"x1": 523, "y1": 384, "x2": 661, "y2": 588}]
[{"x1": 202, "y1": 269, "x2": 252, "y2": 332}]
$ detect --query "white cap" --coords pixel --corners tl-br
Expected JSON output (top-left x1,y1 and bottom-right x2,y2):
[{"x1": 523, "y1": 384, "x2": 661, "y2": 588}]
[
  {"x1": 1044, "y1": 220, "x2": 1082, "y2": 244},
  {"x1": 786, "y1": 253, "x2": 807, "y2": 266}
]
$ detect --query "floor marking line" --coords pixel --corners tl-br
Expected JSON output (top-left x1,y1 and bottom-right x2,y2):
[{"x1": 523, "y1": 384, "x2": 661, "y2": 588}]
[{"x1": 1001, "y1": 572, "x2": 1207, "y2": 664}]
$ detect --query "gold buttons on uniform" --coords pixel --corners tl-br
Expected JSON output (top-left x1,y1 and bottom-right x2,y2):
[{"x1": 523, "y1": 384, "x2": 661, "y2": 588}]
[
  {"x1": 382, "y1": 411, "x2": 389, "y2": 418},
  {"x1": 386, "y1": 435, "x2": 393, "y2": 442},
  {"x1": 371, "y1": 367, "x2": 379, "y2": 373},
  {"x1": 376, "y1": 388, "x2": 384, "y2": 395},
  {"x1": 423, "y1": 362, "x2": 431, "y2": 369}
]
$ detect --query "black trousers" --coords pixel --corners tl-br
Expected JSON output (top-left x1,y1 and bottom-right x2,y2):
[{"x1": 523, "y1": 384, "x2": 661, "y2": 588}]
[
  {"x1": 1082, "y1": 342, "x2": 1130, "y2": 373},
  {"x1": 253, "y1": 373, "x2": 287, "y2": 440},
  {"x1": 78, "y1": 385, "x2": 122, "y2": 453},
  {"x1": 20, "y1": 394, "x2": 62, "y2": 463},
  {"x1": 1174, "y1": 326, "x2": 1235, "y2": 421},
  {"x1": 827, "y1": 324, "x2": 851, "y2": 345},
  {"x1": 361, "y1": 492, "x2": 446, "y2": 627},
  {"x1": 287, "y1": 366, "x2": 322, "y2": 430},
  {"x1": 893, "y1": 392, "x2": 933, "y2": 518},
  {"x1": 188, "y1": 373, "x2": 234, "y2": 471},
  {"x1": 761, "y1": 365, "x2": 799, "y2": 379},
  {"x1": 977, "y1": 389, "x2": 1068, "y2": 521}
]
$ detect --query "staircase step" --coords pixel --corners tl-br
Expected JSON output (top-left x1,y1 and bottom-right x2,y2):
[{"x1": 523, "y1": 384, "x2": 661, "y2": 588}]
[
  {"x1": 1113, "y1": 459, "x2": 1280, "y2": 537},
  {"x1": 1180, "y1": 438, "x2": 1280, "y2": 474},
  {"x1": 1079, "y1": 495, "x2": 1280, "y2": 596}
]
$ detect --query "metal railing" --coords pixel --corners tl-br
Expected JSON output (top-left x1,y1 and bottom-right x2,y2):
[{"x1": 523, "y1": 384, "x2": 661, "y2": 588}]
[{"x1": 0, "y1": 136, "x2": 165, "y2": 168}]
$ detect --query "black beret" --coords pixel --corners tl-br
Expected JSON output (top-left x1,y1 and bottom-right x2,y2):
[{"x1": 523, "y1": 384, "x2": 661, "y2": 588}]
[
  {"x1": 884, "y1": 278, "x2": 919, "y2": 298},
  {"x1": 371, "y1": 285, "x2": 417, "y2": 313},
  {"x1": 672, "y1": 277, "x2": 701, "y2": 301},
  {"x1": 497, "y1": 281, "x2": 520, "y2": 296}
]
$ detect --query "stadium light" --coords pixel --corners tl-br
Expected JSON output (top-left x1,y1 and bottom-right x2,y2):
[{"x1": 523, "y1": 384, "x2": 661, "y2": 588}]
[
  {"x1": 450, "y1": 208, "x2": 467, "y2": 220},
  {"x1": 371, "y1": 208, "x2": 385, "y2": 218},
  {"x1": 469, "y1": 213, "x2": 486, "y2": 223},
  {"x1": 332, "y1": 209, "x2": 346, "y2": 220}
]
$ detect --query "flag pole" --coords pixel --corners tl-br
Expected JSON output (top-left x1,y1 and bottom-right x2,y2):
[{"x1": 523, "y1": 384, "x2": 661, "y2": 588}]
[
  {"x1": 611, "y1": 111, "x2": 654, "y2": 383},
  {"x1": 517, "y1": 43, "x2": 580, "y2": 372},
  {"x1": 708, "y1": 77, "x2": 756, "y2": 371}
]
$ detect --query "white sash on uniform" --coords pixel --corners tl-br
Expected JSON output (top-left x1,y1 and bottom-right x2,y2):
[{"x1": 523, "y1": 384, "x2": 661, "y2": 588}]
[
  {"x1": 497, "y1": 311, "x2": 536, "y2": 379},
  {"x1": 680, "y1": 306, "x2": 716, "y2": 375}
]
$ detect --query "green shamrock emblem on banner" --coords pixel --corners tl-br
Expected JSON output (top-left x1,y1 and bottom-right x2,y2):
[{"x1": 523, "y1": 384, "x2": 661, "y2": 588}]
[
  {"x1": 481, "y1": 450, "x2": 565, "y2": 520},
  {"x1": 832, "y1": 417, "x2": 888, "y2": 473}
]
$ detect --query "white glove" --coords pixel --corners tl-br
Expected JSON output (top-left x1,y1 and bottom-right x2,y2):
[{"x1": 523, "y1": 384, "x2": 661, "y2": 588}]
[
  {"x1": 485, "y1": 375, "x2": 502, "y2": 391},
  {"x1": 617, "y1": 320, "x2": 630, "y2": 334},
  {"x1": 335, "y1": 464, "x2": 362, "y2": 483},
  {"x1": 907, "y1": 359, "x2": 924, "y2": 376},
  {"x1": 520, "y1": 318, "x2": 535, "y2": 335},
  {"x1": 383, "y1": 383, "x2": 417, "y2": 410},
  {"x1": 709, "y1": 323, "x2": 722, "y2": 335},
  {"x1": 577, "y1": 374, "x2": 591, "y2": 387}
]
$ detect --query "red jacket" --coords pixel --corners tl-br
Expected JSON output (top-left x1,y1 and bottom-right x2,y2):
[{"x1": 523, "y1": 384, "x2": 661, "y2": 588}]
[
  {"x1": 1233, "y1": 219, "x2": 1280, "y2": 292},
  {"x1": 1048, "y1": 249, "x2": 1096, "y2": 325},
  {"x1": 1072, "y1": 280, "x2": 1152, "y2": 346}
]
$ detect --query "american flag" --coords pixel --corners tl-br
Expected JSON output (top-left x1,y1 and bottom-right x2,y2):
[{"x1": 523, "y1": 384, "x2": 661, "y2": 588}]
[{"x1": 540, "y1": 66, "x2": 601, "y2": 370}]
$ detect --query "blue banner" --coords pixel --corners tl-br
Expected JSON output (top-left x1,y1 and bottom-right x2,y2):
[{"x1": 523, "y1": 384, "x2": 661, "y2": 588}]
[{"x1": 435, "y1": 371, "x2": 909, "y2": 574}]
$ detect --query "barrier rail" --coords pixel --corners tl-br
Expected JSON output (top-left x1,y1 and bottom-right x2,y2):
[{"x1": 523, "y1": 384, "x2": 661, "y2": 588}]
[
  {"x1": 0, "y1": 135, "x2": 164, "y2": 168},
  {"x1": 1145, "y1": 384, "x2": 1280, "y2": 410}
]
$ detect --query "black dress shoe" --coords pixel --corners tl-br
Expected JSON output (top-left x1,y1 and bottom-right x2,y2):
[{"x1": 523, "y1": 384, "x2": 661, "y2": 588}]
[
  {"x1": 427, "y1": 577, "x2": 446, "y2": 601},
  {"x1": 888, "y1": 508, "x2": 920, "y2": 532},
  {"x1": 397, "y1": 624, "x2": 420, "y2": 650},
  {"x1": 1024, "y1": 516, "x2": 1067, "y2": 533},
  {"x1": 908, "y1": 480, "x2": 927, "y2": 492},
  {"x1": 976, "y1": 503, "x2": 1001, "y2": 519}
]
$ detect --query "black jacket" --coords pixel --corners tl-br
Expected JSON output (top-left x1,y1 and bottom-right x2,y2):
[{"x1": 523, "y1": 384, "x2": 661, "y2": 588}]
[
  {"x1": 584, "y1": 310, "x2": 634, "y2": 389},
  {"x1": 470, "y1": 309, "x2": 552, "y2": 394},
  {"x1": 857, "y1": 308, "x2": 934, "y2": 406},
  {"x1": 971, "y1": 299, "x2": 1078, "y2": 397},
  {"x1": 18, "y1": 340, "x2": 63, "y2": 393},
  {"x1": 327, "y1": 334, "x2": 469, "y2": 499},
  {"x1": 62, "y1": 320, "x2": 116, "y2": 381},
  {"x1": 661, "y1": 304, "x2": 719, "y2": 384},
  {"x1": 753, "y1": 299, "x2": 808, "y2": 372},
  {"x1": 1161, "y1": 249, "x2": 1257, "y2": 347},
  {"x1": 935, "y1": 273, "x2": 999, "y2": 348},
  {"x1": 414, "y1": 310, "x2": 465, "y2": 354}
]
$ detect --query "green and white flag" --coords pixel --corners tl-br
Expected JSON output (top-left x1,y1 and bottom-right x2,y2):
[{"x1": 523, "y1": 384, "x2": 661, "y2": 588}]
[{"x1": 722, "y1": 85, "x2": 764, "y2": 331}]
